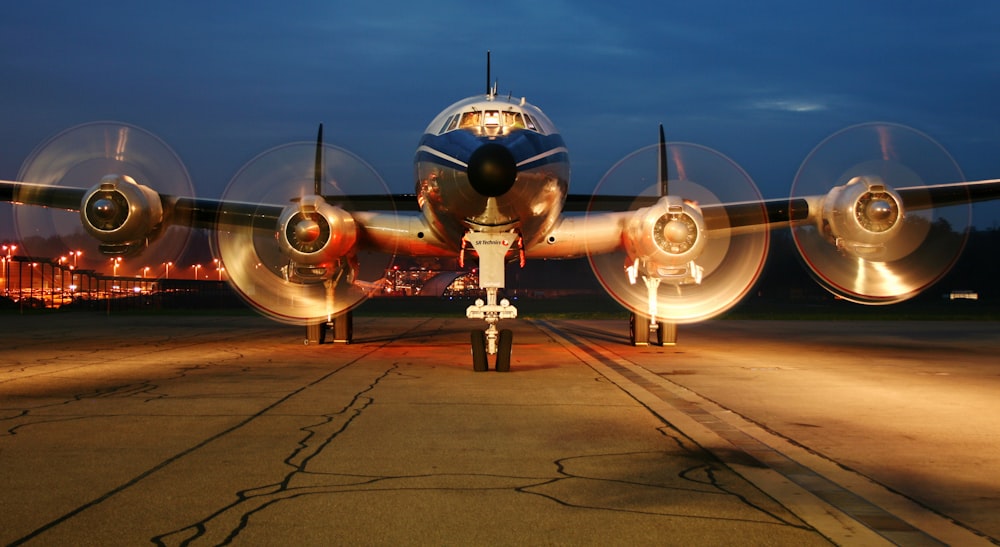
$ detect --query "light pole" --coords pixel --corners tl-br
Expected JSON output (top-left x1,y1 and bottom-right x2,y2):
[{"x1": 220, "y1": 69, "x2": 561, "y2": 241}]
[
  {"x1": 193, "y1": 264, "x2": 201, "y2": 280},
  {"x1": 2, "y1": 244, "x2": 15, "y2": 297},
  {"x1": 164, "y1": 261, "x2": 172, "y2": 279},
  {"x1": 58, "y1": 256, "x2": 67, "y2": 304}
]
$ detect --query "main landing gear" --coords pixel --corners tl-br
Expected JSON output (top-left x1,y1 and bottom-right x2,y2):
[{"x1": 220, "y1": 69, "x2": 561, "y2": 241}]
[
  {"x1": 304, "y1": 311, "x2": 353, "y2": 345},
  {"x1": 629, "y1": 313, "x2": 676, "y2": 346}
]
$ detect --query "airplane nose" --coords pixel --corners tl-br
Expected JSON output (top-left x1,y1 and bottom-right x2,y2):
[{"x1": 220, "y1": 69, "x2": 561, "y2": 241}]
[{"x1": 467, "y1": 143, "x2": 516, "y2": 197}]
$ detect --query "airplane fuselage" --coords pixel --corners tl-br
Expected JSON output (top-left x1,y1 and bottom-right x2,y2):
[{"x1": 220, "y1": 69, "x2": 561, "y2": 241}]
[{"x1": 413, "y1": 95, "x2": 570, "y2": 251}]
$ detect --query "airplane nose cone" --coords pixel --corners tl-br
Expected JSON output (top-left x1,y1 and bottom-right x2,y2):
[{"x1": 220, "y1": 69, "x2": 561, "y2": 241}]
[{"x1": 467, "y1": 143, "x2": 516, "y2": 197}]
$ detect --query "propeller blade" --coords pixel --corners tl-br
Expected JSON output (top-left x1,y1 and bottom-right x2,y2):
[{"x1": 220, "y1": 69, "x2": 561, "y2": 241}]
[
  {"x1": 215, "y1": 139, "x2": 396, "y2": 325},
  {"x1": 658, "y1": 124, "x2": 668, "y2": 197},
  {"x1": 790, "y1": 122, "x2": 971, "y2": 303},
  {"x1": 314, "y1": 123, "x2": 324, "y2": 197},
  {"x1": 586, "y1": 142, "x2": 768, "y2": 323},
  {"x1": 14, "y1": 122, "x2": 193, "y2": 274}
]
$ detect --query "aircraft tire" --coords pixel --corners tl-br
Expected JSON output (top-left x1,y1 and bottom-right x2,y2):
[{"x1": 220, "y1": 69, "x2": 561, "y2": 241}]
[
  {"x1": 306, "y1": 322, "x2": 324, "y2": 345},
  {"x1": 495, "y1": 329, "x2": 513, "y2": 372},
  {"x1": 656, "y1": 321, "x2": 676, "y2": 346},
  {"x1": 629, "y1": 313, "x2": 649, "y2": 346},
  {"x1": 471, "y1": 330, "x2": 488, "y2": 372},
  {"x1": 334, "y1": 311, "x2": 353, "y2": 344}
]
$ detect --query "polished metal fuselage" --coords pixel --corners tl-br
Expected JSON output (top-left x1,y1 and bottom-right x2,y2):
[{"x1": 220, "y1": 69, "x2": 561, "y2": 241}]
[{"x1": 413, "y1": 95, "x2": 570, "y2": 251}]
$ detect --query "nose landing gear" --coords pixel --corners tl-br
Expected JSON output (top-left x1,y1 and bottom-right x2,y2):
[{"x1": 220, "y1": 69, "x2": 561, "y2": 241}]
[{"x1": 464, "y1": 231, "x2": 518, "y2": 371}]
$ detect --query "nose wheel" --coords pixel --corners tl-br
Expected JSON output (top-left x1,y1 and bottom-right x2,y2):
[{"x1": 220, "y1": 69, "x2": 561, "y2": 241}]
[
  {"x1": 304, "y1": 311, "x2": 353, "y2": 345},
  {"x1": 470, "y1": 327, "x2": 513, "y2": 372},
  {"x1": 629, "y1": 313, "x2": 676, "y2": 346}
]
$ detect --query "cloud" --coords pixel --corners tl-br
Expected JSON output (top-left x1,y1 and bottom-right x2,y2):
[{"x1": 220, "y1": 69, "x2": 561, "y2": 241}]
[{"x1": 751, "y1": 99, "x2": 829, "y2": 113}]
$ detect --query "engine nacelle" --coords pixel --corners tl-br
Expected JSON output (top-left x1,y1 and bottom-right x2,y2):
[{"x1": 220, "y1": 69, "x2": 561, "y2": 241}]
[
  {"x1": 820, "y1": 175, "x2": 904, "y2": 260},
  {"x1": 276, "y1": 195, "x2": 357, "y2": 271},
  {"x1": 624, "y1": 195, "x2": 707, "y2": 283},
  {"x1": 80, "y1": 174, "x2": 163, "y2": 255}
]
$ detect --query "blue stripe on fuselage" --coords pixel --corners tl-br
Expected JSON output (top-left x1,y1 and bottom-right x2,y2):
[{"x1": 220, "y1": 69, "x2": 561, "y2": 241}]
[{"x1": 415, "y1": 130, "x2": 568, "y2": 171}]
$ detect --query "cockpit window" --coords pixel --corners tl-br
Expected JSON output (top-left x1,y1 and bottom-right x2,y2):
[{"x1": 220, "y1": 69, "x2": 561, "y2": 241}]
[
  {"x1": 439, "y1": 115, "x2": 456, "y2": 134},
  {"x1": 503, "y1": 111, "x2": 525, "y2": 128},
  {"x1": 459, "y1": 111, "x2": 481, "y2": 128},
  {"x1": 524, "y1": 114, "x2": 539, "y2": 131},
  {"x1": 442, "y1": 108, "x2": 543, "y2": 135}
]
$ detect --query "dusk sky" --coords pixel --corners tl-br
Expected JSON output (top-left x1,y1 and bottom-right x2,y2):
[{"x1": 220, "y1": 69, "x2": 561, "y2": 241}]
[{"x1": 3, "y1": 0, "x2": 1000, "y2": 244}]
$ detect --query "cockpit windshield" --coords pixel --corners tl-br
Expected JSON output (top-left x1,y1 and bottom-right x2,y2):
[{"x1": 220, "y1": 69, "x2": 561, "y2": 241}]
[
  {"x1": 427, "y1": 96, "x2": 557, "y2": 137},
  {"x1": 439, "y1": 107, "x2": 543, "y2": 136}
]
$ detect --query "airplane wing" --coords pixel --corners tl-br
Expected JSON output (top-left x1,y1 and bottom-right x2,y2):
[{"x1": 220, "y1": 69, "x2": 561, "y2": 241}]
[
  {"x1": 542, "y1": 176, "x2": 1000, "y2": 326},
  {"x1": 1, "y1": 178, "x2": 429, "y2": 248},
  {"x1": 6, "y1": 172, "x2": 1000, "y2": 268},
  {"x1": 1, "y1": 181, "x2": 87, "y2": 210},
  {"x1": 566, "y1": 177, "x2": 1000, "y2": 227},
  {"x1": 5, "y1": 127, "x2": 1000, "y2": 330}
]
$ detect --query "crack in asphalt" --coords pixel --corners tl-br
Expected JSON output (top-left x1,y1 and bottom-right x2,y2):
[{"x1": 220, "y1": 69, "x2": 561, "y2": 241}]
[
  {"x1": 4, "y1": 321, "x2": 417, "y2": 546},
  {"x1": 144, "y1": 320, "x2": 812, "y2": 545},
  {"x1": 5, "y1": 317, "x2": 821, "y2": 545},
  {"x1": 150, "y1": 362, "x2": 401, "y2": 546}
]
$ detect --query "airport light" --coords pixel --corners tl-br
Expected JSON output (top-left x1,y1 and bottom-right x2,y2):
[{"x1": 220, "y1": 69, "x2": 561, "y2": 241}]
[
  {"x1": 193, "y1": 264, "x2": 201, "y2": 280},
  {"x1": 112, "y1": 257, "x2": 122, "y2": 277},
  {"x1": 164, "y1": 261, "x2": 172, "y2": 279},
  {"x1": 71, "y1": 250, "x2": 82, "y2": 268}
]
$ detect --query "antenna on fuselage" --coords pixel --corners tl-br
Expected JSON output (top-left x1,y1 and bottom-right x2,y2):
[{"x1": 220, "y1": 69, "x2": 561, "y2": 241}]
[
  {"x1": 658, "y1": 124, "x2": 668, "y2": 196},
  {"x1": 486, "y1": 50, "x2": 492, "y2": 97}
]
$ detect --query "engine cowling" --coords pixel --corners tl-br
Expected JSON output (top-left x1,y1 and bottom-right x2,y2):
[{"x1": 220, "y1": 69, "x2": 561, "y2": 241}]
[
  {"x1": 819, "y1": 175, "x2": 909, "y2": 260},
  {"x1": 623, "y1": 195, "x2": 707, "y2": 283},
  {"x1": 276, "y1": 195, "x2": 357, "y2": 272},
  {"x1": 80, "y1": 174, "x2": 163, "y2": 255}
]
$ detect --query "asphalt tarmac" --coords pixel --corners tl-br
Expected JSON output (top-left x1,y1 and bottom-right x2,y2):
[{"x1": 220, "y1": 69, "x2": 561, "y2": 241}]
[{"x1": 1, "y1": 312, "x2": 998, "y2": 546}]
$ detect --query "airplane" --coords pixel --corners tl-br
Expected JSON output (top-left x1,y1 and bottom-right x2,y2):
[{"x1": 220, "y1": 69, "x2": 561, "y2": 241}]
[{"x1": 3, "y1": 53, "x2": 1000, "y2": 372}]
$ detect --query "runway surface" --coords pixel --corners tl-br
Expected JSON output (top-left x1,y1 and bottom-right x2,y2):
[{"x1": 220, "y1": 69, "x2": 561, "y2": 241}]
[{"x1": 1, "y1": 312, "x2": 999, "y2": 546}]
